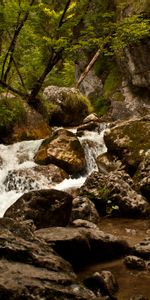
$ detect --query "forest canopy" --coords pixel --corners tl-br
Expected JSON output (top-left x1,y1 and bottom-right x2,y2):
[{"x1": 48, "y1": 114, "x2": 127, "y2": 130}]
[{"x1": 0, "y1": 0, "x2": 149, "y2": 105}]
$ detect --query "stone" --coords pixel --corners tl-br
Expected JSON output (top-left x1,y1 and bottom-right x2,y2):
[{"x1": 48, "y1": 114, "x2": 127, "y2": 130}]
[
  {"x1": 71, "y1": 196, "x2": 100, "y2": 224},
  {"x1": 4, "y1": 189, "x2": 73, "y2": 229},
  {"x1": 104, "y1": 116, "x2": 150, "y2": 175},
  {"x1": 133, "y1": 154, "x2": 150, "y2": 202},
  {"x1": 132, "y1": 238, "x2": 150, "y2": 260},
  {"x1": 80, "y1": 170, "x2": 150, "y2": 218},
  {"x1": 4, "y1": 164, "x2": 68, "y2": 192},
  {"x1": 34, "y1": 129, "x2": 86, "y2": 175},
  {"x1": 0, "y1": 218, "x2": 100, "y2": 300},
  {"x1": 35, "y1": 226, "x2": 129, "y2": 269},
  {"x1": 43, "y1": 86, "x2": 91, "y2": 126},
  {"x1": 124, "y1": 255, "x2": 146, "y2": 270},
  {"x1": 83, "y1": 271, "x2": 118, "y2": 297}
]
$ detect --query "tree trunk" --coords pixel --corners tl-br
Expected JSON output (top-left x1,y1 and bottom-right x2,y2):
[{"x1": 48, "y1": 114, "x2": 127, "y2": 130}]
[{"x1": 28, "y1": 51, "x2": 62, "y2": 107}]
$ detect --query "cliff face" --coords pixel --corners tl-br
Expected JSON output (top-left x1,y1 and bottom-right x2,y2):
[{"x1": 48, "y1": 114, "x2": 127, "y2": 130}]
[{"x1": 76, "y1": 1, "x2": 150, "y2": 121}]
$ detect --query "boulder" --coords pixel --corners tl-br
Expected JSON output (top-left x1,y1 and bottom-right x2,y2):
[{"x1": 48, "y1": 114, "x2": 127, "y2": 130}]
[
  {"x1": 80, "y1": 170, "x2": 150, "y2": 217},
  {"x1": 0, "y1": 95, "x2": 51, "y2": 144},
  {"x1": 104, "y1": 116, "x2": 150, "y2": 175},
  {"x1": 4, "y1": 164, "x2": 68, "y2": 192},
  {"x1": 35, "y1": 226, "x2": 129, "y2": 269},
  {"x1": 133, "y1": 154, "x2": 150, "y2": 202},
  {"x1": 0, "y1": 218, "x2": 100, "y2": 300},
  {"x1": 71, "y1": 196, "x2": 100, "y2": 224},
  {"x1": 4, "y1": 189, "x2": 73, "y2": 229},
  {"x1": 34, "y1": 129, "x2": 86, "y2": 175},
  {"x1": 42, "y1": 86, "x2": 92, "y2": 126},
  {"x1": 83, "y1": 271, "x2": 118, "y2": 297}
]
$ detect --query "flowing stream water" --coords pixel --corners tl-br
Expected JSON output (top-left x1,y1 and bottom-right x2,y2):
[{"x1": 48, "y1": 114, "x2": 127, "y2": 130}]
[{"x1": 0, "y1": 125, "x2": 107, "y2": 217}]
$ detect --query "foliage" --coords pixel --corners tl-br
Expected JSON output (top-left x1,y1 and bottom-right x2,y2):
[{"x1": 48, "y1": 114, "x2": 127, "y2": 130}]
[
  {"x1": 103, "y1": 65, "x2": 121, "y2": 98},
  {"x1": 0, "y1": 96, "x2": 26, "y2": 133},
  {"x1": 93, "y1": 96, "x2": 110, "y2": 116},
  {"x1": 0, "y1": 0, "x2": 149, "y2": 104}
]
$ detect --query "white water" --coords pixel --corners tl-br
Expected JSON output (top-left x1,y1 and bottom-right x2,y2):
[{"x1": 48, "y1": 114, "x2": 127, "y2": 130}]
[{"x1": 0, "y1": 126, "x2": 107, "y2": 217}]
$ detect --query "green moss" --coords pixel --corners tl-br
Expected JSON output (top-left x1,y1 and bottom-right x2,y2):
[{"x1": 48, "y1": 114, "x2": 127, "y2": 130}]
[
  {"x1": 38, "y1": 96, "x2": 57, "y2": 120},
  {"x1": 112, "y1": 91, "x2": 125, "y2": 101},
  {"x1": 103, "y1": 65, "x2": 121, "y2": 98},
  {"x1": 0, "y1": 96, "x2": 26, "y2": 133},
  {"x1": 93, "y1": 96, "x2": 110, "y2": 116},
  {"x1": 63, "y1": 91, "x2": 93, "y2": 114}
]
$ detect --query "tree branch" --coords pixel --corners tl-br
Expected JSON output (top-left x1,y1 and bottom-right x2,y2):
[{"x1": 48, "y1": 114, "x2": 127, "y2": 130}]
[
  {"x1": 58, "y1": 0, "x2": 72, "y2": 28},
  {"x1": 76, "y1": 49, "x2": 101, "y2": 88}
]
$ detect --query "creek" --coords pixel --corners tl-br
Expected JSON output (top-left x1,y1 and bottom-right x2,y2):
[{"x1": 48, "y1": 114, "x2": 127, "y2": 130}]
[
  {"x1": 0, "y1": 124, "x2": 106, "y2": 217},
  {"x1": 0, "y1": 124, "x2": 149, "y2": 299}
]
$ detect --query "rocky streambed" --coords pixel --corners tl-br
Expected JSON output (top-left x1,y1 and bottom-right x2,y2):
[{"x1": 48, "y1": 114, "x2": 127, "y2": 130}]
[{"x1": 0, "y1": 115, "x2": 149, "y2": 299}]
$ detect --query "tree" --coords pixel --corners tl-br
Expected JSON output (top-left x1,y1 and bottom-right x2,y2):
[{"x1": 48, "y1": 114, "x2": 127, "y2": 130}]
[{"x1": 0, "y1": 0, "x2": 149, "y2": 107}]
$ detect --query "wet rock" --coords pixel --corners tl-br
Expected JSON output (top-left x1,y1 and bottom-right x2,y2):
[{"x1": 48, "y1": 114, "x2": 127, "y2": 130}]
[
  {"x1": 124, "y1": 255, "x2": 146, "y2": 270},
  {"x1": 96, "y1": 153, "x2": 124, "y2": 174},
  {"x1": 34, "y1": 129, "x2": 86, "y2": 175},
  {"x1": 80, "y1": 170, "x2": 150, "y2": 217},
  {"x1": 132, "y1": 238, "x2": 150, "y2": 260},
  {"x1": 35, "y1": 226, "x2": 129, "y2": 269},
  {"x1": 4, "y1": 189, "x2": 73, "y2": 229},
  {"x1": 133, "y1": 154, "x2": 150, "y2": 202},
  {"x1": 83, "y1": 271, "x2": 118, "y2": 297},
  {"x1": 43, "y1": 86, "x2": 91, "y2": 126},
  {"x1": 71, "y1": 196, "x2": 100, "y2": 224},
  {"x1": 0, "y1": 218, "x2": 99, "y2": 300},
  {"x1": 72, "y1": 219, "x2": 99, "y2": 230},
  {"x1": 104, "y1": 116, "x2": 150, "y2": 175},
  {"x1": 4, "y1": 164, "x2": 68, "y2": 192}
]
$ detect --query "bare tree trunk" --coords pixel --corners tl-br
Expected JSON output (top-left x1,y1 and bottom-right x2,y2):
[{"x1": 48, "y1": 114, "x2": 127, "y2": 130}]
[{"x1": 76, "y1": 49, "x2": 101, "y2": 88}]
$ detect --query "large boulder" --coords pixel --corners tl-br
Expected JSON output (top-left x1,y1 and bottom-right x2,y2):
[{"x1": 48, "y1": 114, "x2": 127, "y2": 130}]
[
  {"x1": 0, "y1": 95, "x2": 51, "y2": 144},
  {"x1": 4, "y1": 164, "x2": 68, "y2": 192},
  {"x1": 4, "y1": 189, "x2": 73, "y2": 229},
  {"x1": 0, "y1": 218, "x2": 100, "y2": 300},
  {"x1": 34, "y1": 129, "x2": 86, "y2": 175},
  {"x1": 42, "y1": 86, "x2": 92, "y2": 126},
  {"x1": 35, "y1": 226, "x2": 129, "y2": 269},
  {"x1": 80, "y1": 170, "x2": 150, "y2": 218},
  {"x1": 104, "y1": 116, "x2": 150, "y2": 175}
]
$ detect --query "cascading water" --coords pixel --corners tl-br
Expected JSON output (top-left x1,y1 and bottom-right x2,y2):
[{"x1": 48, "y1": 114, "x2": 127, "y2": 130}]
[{"x1": 0, "y1": 124, "x2": 107, "y2": 217}]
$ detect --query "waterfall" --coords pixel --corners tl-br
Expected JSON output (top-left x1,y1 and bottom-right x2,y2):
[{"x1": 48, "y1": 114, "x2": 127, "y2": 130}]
[{"x1": 0, "y1": 125, "x2": 107, "y2": 217}]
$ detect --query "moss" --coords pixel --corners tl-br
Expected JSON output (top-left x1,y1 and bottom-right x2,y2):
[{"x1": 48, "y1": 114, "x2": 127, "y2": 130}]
[
  {"x1": 112, "y1": 91, "x2": 125, "y2": 101},
  {"x1": 103, "y1": 65, "x2": 121, "y2": 99},
  {"x1": 0, "y1": 96, "x2": 26, "y2": 134},
  {"x1": 115, "y1": 0, "x2": 150, "y2": 13},
  {"x1": 93, "y1": 96, "x2": 111, "y2": 116},
  {"x1": 38, "y1": 97, "x2": 57, "y2": 120},
  {"x1": 62, "y1": 91, "x2": 93, "y2": 114}
]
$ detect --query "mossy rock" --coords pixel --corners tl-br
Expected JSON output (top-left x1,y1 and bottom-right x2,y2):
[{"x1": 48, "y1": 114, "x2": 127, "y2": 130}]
[
  {"x1": 104, "y1": 116, "x2": 150, "y2": 175},
  {"x1": 42, "y1": 86, "x2": 93, "y2": 126},
  {"x1": 0, "y1": 94, "x2": 51, "y2": 144}
]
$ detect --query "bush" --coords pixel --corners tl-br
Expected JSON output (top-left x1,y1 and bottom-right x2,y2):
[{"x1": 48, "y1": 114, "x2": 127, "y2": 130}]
[{"x1": 0, "y1": 96, "x2": 26, "y2": 134}]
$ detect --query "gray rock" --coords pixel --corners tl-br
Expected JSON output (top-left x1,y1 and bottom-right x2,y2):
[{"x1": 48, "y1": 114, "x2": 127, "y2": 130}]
[
  {"x1": 71, "y1": 196, "x2": 100, "y2": 224},
  {"x1": 80, "y1": 170, "x2": 150, "y2": 217}
]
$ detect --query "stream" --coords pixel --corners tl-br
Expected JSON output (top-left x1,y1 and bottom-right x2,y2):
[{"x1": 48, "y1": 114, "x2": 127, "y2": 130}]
[
  {"x1": 0, "y1": 125, "x2": 150, "y2": 299},
  {"x1": 0, "y1": 125, "x2": 106, "y2": 217}
]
